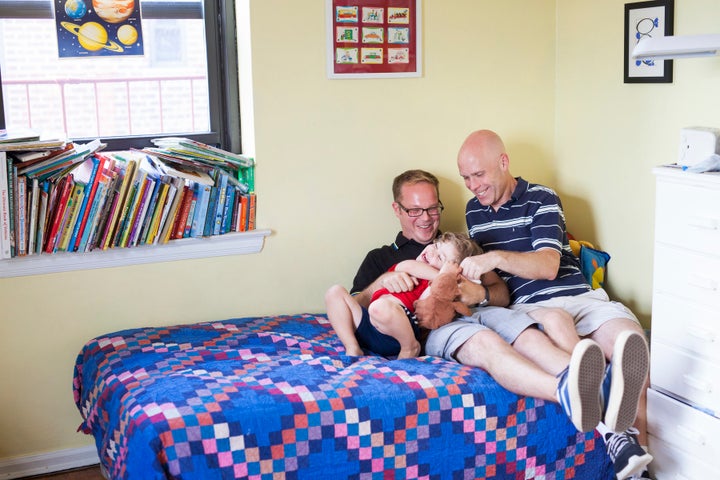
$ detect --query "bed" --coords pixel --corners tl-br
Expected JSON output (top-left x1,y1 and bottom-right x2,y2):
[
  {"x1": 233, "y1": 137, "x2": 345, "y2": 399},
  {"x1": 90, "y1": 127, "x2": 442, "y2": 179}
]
[{"x1": 73, "y1": 313, "x2": 614, "y2": 479}]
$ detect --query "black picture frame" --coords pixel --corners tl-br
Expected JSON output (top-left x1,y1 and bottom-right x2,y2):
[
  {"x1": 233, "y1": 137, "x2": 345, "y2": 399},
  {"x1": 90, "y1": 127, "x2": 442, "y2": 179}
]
[{"x1": 624, "y1": 0, "x2": 674, "y2": 83}]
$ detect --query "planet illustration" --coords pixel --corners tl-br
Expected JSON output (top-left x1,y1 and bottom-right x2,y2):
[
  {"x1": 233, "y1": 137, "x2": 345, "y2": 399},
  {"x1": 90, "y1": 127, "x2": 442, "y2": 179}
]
[
  {"x1": 117, "y1": 24, "x2": 138, "y2": 45},
  {"x1": 64, "y1": 0, "x2": 87, "y2": 20},
  {"x1": 93, "y1": 0, "x2": 134, "y2": 24},
  {"x1": 61, "y1": 21, "x2": 124, "y2": 52}
]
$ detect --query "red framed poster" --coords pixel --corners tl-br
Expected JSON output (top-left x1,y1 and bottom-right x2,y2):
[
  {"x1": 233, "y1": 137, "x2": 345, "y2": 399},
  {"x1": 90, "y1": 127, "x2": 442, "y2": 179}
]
[{"x1": 326, "y1": 0, "x2": 422, "y2": 78}]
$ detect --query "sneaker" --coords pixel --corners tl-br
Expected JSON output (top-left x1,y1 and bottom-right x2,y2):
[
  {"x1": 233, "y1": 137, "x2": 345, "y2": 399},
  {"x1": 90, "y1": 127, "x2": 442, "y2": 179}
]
[
  {"x1": 605, "y1": 428, "x2": 653, "y2": 480},
  {"x1": 556, "y1": 338, "x2": 605, "y2": 432},
  {"x1": 602, "y1": 331, "x2": 650, "y2": 433},
  {"x1": 627, "y1": 469, "x2": 651, "y2": 479}
]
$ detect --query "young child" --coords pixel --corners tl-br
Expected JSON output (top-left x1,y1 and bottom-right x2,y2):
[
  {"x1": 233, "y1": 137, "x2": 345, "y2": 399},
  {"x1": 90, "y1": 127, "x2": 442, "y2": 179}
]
[{"x1": 325, "y1": 232, "x2": 482, "y2": 358}]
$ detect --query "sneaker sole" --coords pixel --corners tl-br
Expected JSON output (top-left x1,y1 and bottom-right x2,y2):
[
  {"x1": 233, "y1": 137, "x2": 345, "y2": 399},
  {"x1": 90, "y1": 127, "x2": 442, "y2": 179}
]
[
  {"x1": 616, "y1": 451, "x2": 653, "y2": 480},
  {"x1": 604, "y1": 331, "x2": 649, "y2": 433},
  {"x1": 567, "y1": 339, "x2": 605, "y2": 432}
]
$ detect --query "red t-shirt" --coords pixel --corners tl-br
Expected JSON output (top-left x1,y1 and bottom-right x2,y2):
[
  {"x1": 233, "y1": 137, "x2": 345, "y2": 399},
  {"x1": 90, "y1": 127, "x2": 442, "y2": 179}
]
[{"x1": 370, "y1": 264, "x2": 430, "y2": 311}]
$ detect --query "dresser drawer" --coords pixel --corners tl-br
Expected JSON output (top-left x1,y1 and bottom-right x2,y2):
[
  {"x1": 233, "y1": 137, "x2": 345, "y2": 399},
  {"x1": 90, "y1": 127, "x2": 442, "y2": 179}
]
[
  {"x1": 650, "y1": 342, "x2": 720, "y2": 416},
  {"x1": 648, "y1": 434, "x2": 716, "y2": 480},
  {"x1": 655, "y1": 177, "x2": 720, "y2": 255},
  {"x1": 651, "y1": 293, "x2": 719, "y2": 364},
  {"x1": 647, "y1": 389, "x2": 719, "y2": 479},
  {"x1": 653, "y1": 244, "x2": 720, "y2": 309}
]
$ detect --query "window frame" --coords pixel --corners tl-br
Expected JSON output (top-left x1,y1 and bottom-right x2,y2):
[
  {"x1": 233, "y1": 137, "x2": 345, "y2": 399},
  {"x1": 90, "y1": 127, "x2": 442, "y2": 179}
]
[{"x1": 0, "y1": 0, "x2": 241, "y2": 153}]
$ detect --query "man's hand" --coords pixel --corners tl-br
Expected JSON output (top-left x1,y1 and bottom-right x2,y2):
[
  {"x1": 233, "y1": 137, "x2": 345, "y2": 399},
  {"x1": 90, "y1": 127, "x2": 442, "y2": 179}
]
[
  {"x1": 460, "y1": 253, "x2": 497, "y2": 281},
  {"x1": 379, "y1": 270, "x2": 418, "y2": 293}
]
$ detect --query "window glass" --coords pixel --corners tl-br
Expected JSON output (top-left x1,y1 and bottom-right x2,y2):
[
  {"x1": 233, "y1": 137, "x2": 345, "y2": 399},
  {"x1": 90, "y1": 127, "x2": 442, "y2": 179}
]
[{"x1": 0, "y1": 0, "x2": 238, "y2": 151}]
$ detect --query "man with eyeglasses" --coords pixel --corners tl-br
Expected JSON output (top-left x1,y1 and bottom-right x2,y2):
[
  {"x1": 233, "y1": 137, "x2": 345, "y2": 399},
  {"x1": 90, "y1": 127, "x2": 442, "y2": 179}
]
[{"x1": 346, "y1": 169, "x2": 619, "y2": 435}]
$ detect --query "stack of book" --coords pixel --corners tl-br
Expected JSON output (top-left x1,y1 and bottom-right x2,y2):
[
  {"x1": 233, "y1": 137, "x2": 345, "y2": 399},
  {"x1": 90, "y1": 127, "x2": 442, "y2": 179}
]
[{"x1": 0, "y1": 134, "x2": 257, "y2": 260}]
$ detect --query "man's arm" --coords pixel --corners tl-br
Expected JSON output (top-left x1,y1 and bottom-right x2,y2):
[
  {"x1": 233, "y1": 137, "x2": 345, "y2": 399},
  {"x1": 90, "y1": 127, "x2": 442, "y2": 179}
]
[
  {"x1": 457, "y1": 269, "x2": 510, "y2": 307},
  {"x1": 352, "y1": 270, "x2": 418, "y2": 308},
  {"x1": 460, "y1": 248, "x2": 561, "y2": 282}
]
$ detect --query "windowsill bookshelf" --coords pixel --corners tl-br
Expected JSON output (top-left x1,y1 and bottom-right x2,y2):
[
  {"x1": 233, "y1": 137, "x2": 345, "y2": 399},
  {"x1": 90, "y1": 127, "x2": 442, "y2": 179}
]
[{"x1": 0, "y1": 229, "x2": 271, "y2": 278}]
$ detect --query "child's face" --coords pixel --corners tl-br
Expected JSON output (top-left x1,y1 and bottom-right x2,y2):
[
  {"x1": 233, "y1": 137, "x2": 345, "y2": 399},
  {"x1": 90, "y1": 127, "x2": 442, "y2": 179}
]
[{"x1": 417, "y1": 241, "x2": 460, "y2": 269}]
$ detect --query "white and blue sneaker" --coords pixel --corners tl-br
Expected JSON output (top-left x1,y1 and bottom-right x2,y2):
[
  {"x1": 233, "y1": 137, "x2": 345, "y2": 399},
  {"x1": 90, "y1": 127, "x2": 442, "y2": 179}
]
[
  {"x1": 601, "y1": 331, "x2": 649, "y2": 433},
  {"x1": 604, "y1": 428, "x2": 653, "y2": 479},
  {"x1": 556, "y1": 338, "x2": 605, "y2": 432}
]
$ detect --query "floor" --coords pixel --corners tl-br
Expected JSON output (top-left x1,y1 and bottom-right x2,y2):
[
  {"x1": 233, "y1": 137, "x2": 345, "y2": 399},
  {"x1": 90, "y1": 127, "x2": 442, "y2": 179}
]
[{"x1": 22, "y1": 466, "x2": 104, "y2": 480}]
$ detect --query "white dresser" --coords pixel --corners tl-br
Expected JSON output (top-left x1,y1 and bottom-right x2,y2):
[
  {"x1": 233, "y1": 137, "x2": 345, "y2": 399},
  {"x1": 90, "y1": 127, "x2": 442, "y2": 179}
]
[{"x1": 647, "y1": 167, "x2": 720, "y2": 479}]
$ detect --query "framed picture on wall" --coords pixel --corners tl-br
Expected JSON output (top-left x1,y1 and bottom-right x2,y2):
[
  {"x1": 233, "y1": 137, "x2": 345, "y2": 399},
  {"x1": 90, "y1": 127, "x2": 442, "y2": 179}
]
[
  {"x1": 326, "y1": 0, "x2": 422, "y2": 79},
  {"x1": 624, "y1": 0, "x2": 674, "y2": 83}
]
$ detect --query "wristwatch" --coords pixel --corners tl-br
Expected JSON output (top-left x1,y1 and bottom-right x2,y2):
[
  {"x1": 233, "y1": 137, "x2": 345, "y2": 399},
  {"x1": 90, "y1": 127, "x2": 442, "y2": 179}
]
[
  {"x1": 478, "y1": 284, "x2": 490, "y2": 307},
  {"x1": 469, "y1": 284, "x2": 490, "y2": 308}
]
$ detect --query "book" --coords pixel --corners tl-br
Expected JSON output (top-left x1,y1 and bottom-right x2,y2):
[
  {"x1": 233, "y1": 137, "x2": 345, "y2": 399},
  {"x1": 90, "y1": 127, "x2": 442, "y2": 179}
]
[
  {"x1": 247, "y1": 193, "x2": 256, "y2": 231},
  {"x1": 137, "y1": 177, "x2": 162, "y2": 245},
  {"x1": 221, "y1": 185, "x2": 236, "y2": 234},
  {"x1": 15, "y1": 175, "x2": 27, "y2": 256},
  {"x1": 128, "y1": 176, "x2": 156, "y2": 247},
  {"x1": 171, "y1": 185, "x2": 194, "y2": 240},
  {"x1": 57, "y1": 181, "x2": 86, "y2": 252},
  {"x1": 182, "y1": 184, "x2": 199, "y2": 238},
  {"x1": 68, "y1": 156, "x2": 103, "y2": 251},
  {"x1": 142, "y1": 181, "x2": 169, "y2": 245},
  {"x1": 213, "y1": 173, "x2": 229, "y2": 235},
  {"x1": 36, "y1": 182, "x2": 49, "y2": 255},
  {"x1": 0, "y1": 152, "x2": 11, "y2": 259},
  {"x1": 27, "y1": 178, "x2": 40, "y2": 255},
  {"x1": 202, "y1": 185, "x2": 219, "y2": 236},
  {"x1": 238, "y1": 194, "x2": 248, "y2": 232},
  {"x1": 7, "y1": 156, "x2": 16, "y2": 256},
  {"x1": 102, "y1": 158, "x2": 137, "y2": 250},
  {"x1": 157, "y1": 178, "x2": 185, "y2": 244},
  {"x1": 115, "y1": 169, "x2": 146, "y2": 248},
  {"x1": 0, "y1": 128, "x2": 41, "y2": 145},
  {"x1": 78, "y1": 180, "x2": 108, "y2": 253},
  {"x1": 44, "y1": 175, "x2": 74, "y2": 253},
  {"x1": 190, "y1": 183, "x2": 212, "y2": 238}
]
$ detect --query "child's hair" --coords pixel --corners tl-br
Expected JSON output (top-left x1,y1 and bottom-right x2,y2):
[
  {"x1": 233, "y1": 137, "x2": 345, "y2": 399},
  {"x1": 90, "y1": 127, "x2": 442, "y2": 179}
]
[{"x1": 434, "y1": 232, "x2": 483, "y2": 262}]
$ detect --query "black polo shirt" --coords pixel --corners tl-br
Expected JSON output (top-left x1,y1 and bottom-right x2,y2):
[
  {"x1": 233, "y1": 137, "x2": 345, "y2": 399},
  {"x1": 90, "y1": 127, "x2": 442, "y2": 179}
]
[{"x1": 350, "y1": 232, "x2": 437, "y2": 294}]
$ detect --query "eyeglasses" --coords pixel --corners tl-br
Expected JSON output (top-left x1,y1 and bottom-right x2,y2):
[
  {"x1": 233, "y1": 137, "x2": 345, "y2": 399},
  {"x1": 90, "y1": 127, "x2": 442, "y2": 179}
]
[{"x1": 397, "y1": 201, "x2": 444, "y2": 217}]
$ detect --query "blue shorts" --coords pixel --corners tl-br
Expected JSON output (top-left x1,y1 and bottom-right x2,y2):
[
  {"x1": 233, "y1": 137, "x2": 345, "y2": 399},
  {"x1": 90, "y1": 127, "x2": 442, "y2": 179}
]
[{"x1": 355, "y1": 305, "x2": 421, "y2": 357}]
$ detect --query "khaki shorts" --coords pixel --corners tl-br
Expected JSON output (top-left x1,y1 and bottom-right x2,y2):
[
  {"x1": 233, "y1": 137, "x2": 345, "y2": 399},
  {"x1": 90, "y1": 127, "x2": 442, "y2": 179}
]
[
  {"x1": 509, "y1": 288, "x2": 639, "y2": 336},
  {"x1": 424, "y1": 306, "x2": 537, "y2": 362}
]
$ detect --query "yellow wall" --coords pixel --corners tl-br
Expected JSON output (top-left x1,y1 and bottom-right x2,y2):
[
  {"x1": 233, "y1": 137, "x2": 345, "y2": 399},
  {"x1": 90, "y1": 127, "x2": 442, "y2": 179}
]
[{"x1": 1, "y1": 0, "x2": 718, "y2": 462}]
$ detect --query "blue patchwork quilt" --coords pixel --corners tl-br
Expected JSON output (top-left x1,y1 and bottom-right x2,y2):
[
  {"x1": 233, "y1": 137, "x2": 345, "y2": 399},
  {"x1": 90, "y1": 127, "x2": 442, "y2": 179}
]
[{"x1": 73, "y1": 313, "x2": 614, "y2": 479}]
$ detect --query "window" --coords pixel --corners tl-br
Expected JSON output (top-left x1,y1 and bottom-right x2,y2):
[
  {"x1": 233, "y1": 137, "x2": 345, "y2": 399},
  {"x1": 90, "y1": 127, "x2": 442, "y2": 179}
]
[{"x1": 0, "y1": 0, "x2": 240, "y2": 152}]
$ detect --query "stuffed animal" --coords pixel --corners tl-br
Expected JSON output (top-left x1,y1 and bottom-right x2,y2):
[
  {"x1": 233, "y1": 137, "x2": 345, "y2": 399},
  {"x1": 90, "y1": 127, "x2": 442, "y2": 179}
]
[{"x1": 413, "y1": 272, "x2": 473, "y2": 330}]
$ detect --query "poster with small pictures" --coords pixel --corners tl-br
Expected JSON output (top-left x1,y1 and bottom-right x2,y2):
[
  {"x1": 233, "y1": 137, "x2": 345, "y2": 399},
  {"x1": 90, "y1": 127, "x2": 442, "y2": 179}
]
[{"x1": 327, "y1": 0, "x2": 421, "y2": 78}]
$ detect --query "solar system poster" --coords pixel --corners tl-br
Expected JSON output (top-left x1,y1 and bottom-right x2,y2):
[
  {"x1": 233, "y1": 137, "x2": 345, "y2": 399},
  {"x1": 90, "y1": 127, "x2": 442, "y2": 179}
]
[
  {"x1": 55, "y1": 0, "x2": 144, "y2": 57},
  {"x1": 326, "y1": 0, "x2": 421, "y2": 78}
]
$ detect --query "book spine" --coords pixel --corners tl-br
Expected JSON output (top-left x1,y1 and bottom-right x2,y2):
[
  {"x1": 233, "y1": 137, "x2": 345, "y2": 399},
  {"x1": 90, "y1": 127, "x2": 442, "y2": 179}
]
[
  {"x1": 27, "y1": 178, "x2": 39, "y2": 255},
  {"x1": 82, "y1": 182, "x2": 110, "y2": 252},
  {"x1": 247, "y1": 193, "x2": 256, "y2": 231},
  {"x1": 35, "y1": 182, "x2": 49, "y2": 255},
  {"x1": 44, "y1": 175, "x2": 74, "y2": 253},
  {"x1": 221, "y1": 185, "x2": 235, "y2": 234},
  {"x1": 143, "y1": 182, "x2": 169, "y2": 245},
  {"x1": 182, "y1": 184, "x2": 199, "y2": 238},
  {"x1": 212, "y1": 174, "x2": 229, "y2": 235},
  {"x1": 138, "y1": 178, "x2": 162, "y2": 245},
  {"x1": 71, "y1": 156, "x2": 103, "y2": 251},
  {"x1": 172, "y1": 185, "x2": 193, "y2": 240},
  {"x1": 127, "y1": 177, "x2": 155, "y2": 247},
  {"x1": 238, "y1": 194, "x2": 248, "y2": 232},
  {"x1": 203, "y1": 185, "x2": 219, "y2": 236},
  {"x1": 156, "y1": 179, "x2": 182, "y2": 244},
  {"x1": 16, "y1": 175, "x2": 27, "y2": 256},
  {"x1": 190, "y1": 183, "x2": 211, "y2": 238},
  {"x1": 7, "y1": 157, "x2": 16, "y2": 256},
  {"x1": 57, "y1": 182, "x2": 85, "y2": 252},
  {"x1": 0, "y1": 152, "x2": 10, "y2": 259}
]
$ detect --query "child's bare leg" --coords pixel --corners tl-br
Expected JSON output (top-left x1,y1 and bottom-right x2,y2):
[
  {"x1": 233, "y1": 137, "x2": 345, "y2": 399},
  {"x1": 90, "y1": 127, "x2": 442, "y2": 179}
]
[
  {"x1": 528, "y1": 307, "x2": 580, "y2": 353},
  {"x1": 368, "y1": 296, "x2": 420, "y2": 358},
  {"x1": 324, "y1": 284, "x2": 365, "y2": 356}
]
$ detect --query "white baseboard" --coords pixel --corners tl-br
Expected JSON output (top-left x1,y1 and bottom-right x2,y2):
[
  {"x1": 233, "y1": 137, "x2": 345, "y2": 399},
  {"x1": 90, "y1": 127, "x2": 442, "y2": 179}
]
[{"x1": 0, "y1": 445, "x2": 99, "y2": 479}]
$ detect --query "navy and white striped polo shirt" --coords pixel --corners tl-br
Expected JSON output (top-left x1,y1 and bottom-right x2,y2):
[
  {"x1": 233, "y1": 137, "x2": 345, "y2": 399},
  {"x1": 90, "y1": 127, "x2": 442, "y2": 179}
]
[{"x1": 465, "y1": 177, "x2": 591, "y2": 304}]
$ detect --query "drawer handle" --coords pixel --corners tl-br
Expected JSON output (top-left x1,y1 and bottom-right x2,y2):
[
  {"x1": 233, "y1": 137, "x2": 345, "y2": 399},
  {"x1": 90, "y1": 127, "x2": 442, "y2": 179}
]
[
  {"x1": 686, "y1": 325, "x2": 717, "y2": 343},
  {"x1": 682, "y1": 374, "x2": 713, "y2": 393},
  {"x1": 688, "y1": 216, "x2": 719, "y2": 230},
  {"x1": 688, "y1": 274, "x2": 718, "y2": 292},
  {"x1": 676, "y1": 425, "x2": 706, "y2": 446}
]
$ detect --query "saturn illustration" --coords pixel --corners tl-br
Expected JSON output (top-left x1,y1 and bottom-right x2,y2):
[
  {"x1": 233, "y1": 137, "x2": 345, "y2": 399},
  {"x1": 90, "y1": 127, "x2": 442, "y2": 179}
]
[{"x1": 61, "y1": 21, "x2": 124, "y2": 52}]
